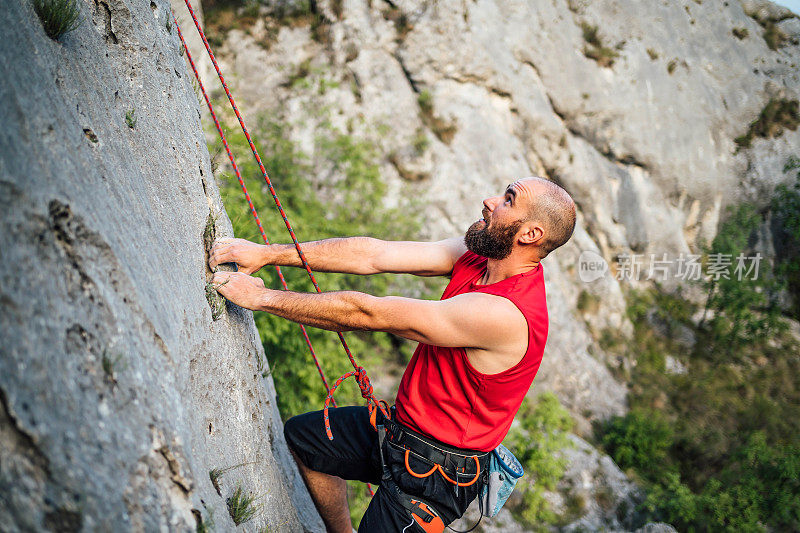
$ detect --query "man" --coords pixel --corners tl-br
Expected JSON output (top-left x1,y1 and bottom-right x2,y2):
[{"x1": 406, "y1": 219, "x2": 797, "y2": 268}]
[{"x1": 209, "y1": 176, "x2": 576, "y2": 532}]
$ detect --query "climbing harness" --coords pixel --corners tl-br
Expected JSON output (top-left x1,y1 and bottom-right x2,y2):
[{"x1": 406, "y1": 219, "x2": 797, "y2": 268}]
[
  {"x1": 373, "y1": 411, "x2": 491, "y2": 532},
  {"x1": 377, "y1": 420, "x2": 445, "y2": 533}
]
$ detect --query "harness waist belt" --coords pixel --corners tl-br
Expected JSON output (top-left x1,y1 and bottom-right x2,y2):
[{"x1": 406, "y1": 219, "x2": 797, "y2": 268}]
[{"x1": 385, "y1": 417, "x2": 489, "y2": 474}]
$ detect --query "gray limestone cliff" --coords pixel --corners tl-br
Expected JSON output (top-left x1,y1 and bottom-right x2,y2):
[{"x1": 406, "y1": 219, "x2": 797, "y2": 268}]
[{"x1": 0, "y1": 0, "x2": 322, "y2": 531}]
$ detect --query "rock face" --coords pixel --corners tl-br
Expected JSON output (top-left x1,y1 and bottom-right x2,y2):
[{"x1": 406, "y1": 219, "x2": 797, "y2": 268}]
[
  {"x1": 0, "y1": 1, "x2": 321, "y2": 531},
  {"x1": 557, "y1": 435, "x2": 641, "y2": 532}
]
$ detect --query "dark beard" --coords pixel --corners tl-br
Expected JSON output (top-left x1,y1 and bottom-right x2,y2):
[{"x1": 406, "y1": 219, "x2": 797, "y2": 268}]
[{"x1": 464, "y1": 218, "x2": 522, "y2": 260}]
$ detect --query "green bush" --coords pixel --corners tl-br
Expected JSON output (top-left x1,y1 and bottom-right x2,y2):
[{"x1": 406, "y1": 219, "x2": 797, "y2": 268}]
[
  {"x1": 641, "y1": 472, "x2": 698, "y2": 528},
  {"x1": 772, "y1": 167, "x2": 800, "y2": 319},
  {"x1": 599, "y1": 182, "x2": 800, "y2": 531},
  {"x1": 734, "y1": 98, "x2": 800, "y2": 151},
  {"x1": 700, "y1": 203, "x2": 785, "y2": 358},
  {"x1": 581, "y1": 22, "x2": 619, "y2": 68},
  {"x1": 745, "y1": 8, "x2": 795, "y2": 50},
  {"x1": 601, "y1": 410, "x2": 673, "y2": 481},
  {"x1": 416, "y1": 89, "x2": 457, "y2": 144},
  {"x1": 732, "y1": 27, "x2": 749, "y2": 39},
  {"x1": 642, "y1": 434, "x2": 800, "y2": 531},
  {"x1": 504, "y1": 393, "x2": 574, "y2": 527},
  {"x1": 714, "y1": 432, "x2": 800, "y2": 531}
]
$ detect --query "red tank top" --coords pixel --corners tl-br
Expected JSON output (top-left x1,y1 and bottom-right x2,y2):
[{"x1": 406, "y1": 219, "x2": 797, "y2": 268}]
[{"x1": 394, "y1": 250, "x2": 548, "y2": 452}]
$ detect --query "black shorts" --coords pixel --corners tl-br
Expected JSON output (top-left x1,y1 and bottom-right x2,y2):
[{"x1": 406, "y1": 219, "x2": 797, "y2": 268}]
[{"x1": 284, "y1": 406, "x2": 486, "y2": 532}]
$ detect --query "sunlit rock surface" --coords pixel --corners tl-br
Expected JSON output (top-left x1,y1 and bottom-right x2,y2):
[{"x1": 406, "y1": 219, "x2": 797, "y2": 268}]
[{"x1": 0, "y1": 1, "x2": 321, "y2": 530}]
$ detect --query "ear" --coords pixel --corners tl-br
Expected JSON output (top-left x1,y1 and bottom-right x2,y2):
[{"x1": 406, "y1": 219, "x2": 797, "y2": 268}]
[{"x1": 518, "y1": 222, "x2": 544, "y2": 245}]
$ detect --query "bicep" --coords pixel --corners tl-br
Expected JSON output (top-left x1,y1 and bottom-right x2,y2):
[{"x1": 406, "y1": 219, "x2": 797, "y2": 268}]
[
  {"x1": 373, "y1": 293, "x2": 525, "y2": 350},
  {"x1": 371, "y1": 237, "x2": 467, "y2": 277}
]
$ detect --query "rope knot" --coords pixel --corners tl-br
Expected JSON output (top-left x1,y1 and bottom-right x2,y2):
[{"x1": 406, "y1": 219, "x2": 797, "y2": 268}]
[
  {"x1": 322, "y1": 366, "x2": 389, "y2": 441},
  {"x1": 354, "y1": 366, "x2": 374, "y2": 400}
]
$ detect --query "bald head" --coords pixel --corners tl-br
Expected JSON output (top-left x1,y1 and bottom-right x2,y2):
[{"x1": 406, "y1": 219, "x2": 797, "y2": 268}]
[{"x1": 516, "y1": 177, "x2": 576, "y2": 258}]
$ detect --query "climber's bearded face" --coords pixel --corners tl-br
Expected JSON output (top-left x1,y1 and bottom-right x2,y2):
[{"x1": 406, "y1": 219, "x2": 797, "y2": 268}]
[{"x1": 464, "y1": 216, "x2": 523, "y2": 260}]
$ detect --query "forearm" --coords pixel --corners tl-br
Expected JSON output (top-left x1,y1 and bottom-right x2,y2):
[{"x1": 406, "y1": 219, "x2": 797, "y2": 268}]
[
  {"x1": 267, "y1": 236, "x2": 466, "y2": 277},
  {"x1": 258, "y1": 288, "x2": 389, "y2": 332},
  {"x1": 265, "y1": 237, "x2": 387, "y2": 274}
]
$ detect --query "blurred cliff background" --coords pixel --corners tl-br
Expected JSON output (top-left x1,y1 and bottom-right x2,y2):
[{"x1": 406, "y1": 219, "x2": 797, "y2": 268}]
[{"x1": 189, "y1": 0, "x2": 800, "y2": 530}]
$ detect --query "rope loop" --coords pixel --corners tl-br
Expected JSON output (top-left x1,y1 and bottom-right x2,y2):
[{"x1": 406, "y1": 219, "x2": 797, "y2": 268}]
[{"x1": 323, "y1": 367, "x2": 390, "y2": 440}]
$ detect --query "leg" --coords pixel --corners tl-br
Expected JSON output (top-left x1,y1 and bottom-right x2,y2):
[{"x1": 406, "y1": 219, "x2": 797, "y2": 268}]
[
  {"x1": 358, "y1": 484, "x2": 426, "y2": 533},
  {"x1": 283, "y1": 407, "x2": 383, "y2": 532},
  {"x1": 290, "y1": 449, "x2": 352, "y2": 533}
]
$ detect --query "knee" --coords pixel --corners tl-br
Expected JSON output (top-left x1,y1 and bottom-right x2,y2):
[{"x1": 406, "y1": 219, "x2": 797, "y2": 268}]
[
  {"x1": 284, "y1": 416, "x2": 313, "y2": 472},
  {"x1": 283, "y1": 414, "x2": 303, "y2": 454}
]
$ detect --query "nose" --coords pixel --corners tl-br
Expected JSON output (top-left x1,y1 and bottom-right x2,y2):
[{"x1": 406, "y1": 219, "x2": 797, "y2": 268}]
[{"x1": 483, "y1": 195, "x2": 502, "y2": 212}]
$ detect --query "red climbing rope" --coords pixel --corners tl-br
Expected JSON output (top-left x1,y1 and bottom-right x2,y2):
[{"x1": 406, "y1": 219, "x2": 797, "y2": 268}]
[
  {"x1": 173, "y1": 16, "x2": 334, "y2": 401},
  {"x1": 175, "y1": 0, "x2": 390, "y2": 443}
]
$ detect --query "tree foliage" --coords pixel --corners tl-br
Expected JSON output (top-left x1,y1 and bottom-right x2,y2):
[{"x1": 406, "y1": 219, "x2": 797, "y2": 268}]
[
  {"x1": 599, "y1": 161, "x2": 800, "y2": 531},
  {"x1": 504, "y1": 392, "x2": 574, "y2": 527},
  {"x1": 773, "y1": 162, "x2": 800, "y2": 319},
  {"x1": 601, "y1": 410, "x2": 673, "y2": 481},
  {"x1": 701, "y1": 204, "x2": 784, "y2": 358}
]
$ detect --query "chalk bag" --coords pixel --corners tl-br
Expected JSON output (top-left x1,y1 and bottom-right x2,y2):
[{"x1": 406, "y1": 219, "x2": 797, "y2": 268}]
[{"x1": 479, "y1": 443, "x2": 524, "y2": 518}]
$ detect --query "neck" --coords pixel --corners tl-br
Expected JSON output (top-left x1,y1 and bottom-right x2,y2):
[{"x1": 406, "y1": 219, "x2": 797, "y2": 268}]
[{"x1": 479, "y1": 254, "x2": 540, "y2": 285}]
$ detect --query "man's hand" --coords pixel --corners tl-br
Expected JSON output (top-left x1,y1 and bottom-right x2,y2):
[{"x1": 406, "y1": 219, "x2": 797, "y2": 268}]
[
  {"x1": 211, "y1": 271, "x2": 270, "y2": 310},
  {"x1": 209, "y1": 238, "x2": 268, "y2": 274}
]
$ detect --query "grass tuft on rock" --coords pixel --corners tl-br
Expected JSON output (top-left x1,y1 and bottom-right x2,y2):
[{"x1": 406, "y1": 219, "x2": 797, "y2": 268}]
[
  {"x1": 226, "y1": 485, "x2": 259, "y2": 525},
  {"x1": 382, "y1": 5, "x2": 412, "y2": 41},
  {"x1": 581, "y1": 22, "x2": 619, "y2": 68},
  {"x1": 194, "y1": 506, "x2": 214, "y2": 533},
  {"x1": 209, "y1": 461, "x2": 257, "y2": 497},
  {"x1": 745, "y1": 8, "x2": 796, "y2": 50},
  {"x1": 101, "y1": 350, "x2": 124, "y2": 384},
  {"x1": 667, "y1": 58, "x2": 678, "y2": 75},
  {"x1": 203, "y1": 212, "x2": 227, "y2": 320},
  {"x1": 205, "y1": 282, "x2": 226, "y2": 321},
  {"x1": 412, "y1": 129, "x2": 430, "y2": 156},
  {"x1": 209, "y1": 468, "x2": 224, "y2": 496},
  {"x1": 125, "y1": 109, "x2": 136, "y2": 129},
  {"x1": 33, "y1": 0, "x2": 82, "y2": 41},
  {"x1": 417, "y1": 90, "x2": 457, "y2": 144},
  {"x1": 734, "y1": 98, "x2": 800, "y2": 151}
]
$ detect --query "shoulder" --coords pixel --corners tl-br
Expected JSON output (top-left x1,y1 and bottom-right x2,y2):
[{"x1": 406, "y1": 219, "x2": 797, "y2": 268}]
[{"x1": 453, "y1": 249, "x2": 486, "y2": 273}]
